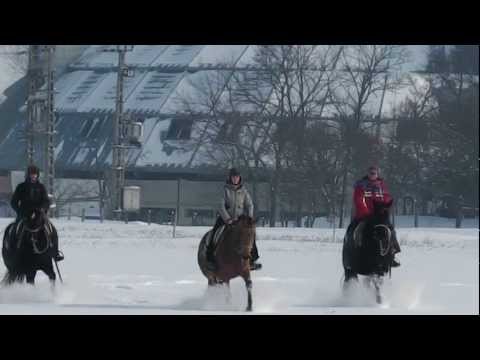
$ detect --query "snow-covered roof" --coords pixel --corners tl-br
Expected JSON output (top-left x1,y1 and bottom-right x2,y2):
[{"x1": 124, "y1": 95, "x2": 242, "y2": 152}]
[
  {"x1": 0, "y1": 45, "x2": 436, "y2": 175},
  {"x1": 51, "y1": 45, "x2": 433, "y2": 118}
]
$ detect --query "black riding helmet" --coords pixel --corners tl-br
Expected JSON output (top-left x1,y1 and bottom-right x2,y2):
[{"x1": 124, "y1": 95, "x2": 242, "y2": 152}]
[
  {"x1": 26, "y1": 165, "x2": 40, "y2": 177},
  {"x1": 367, "y1": 165, "x2": 379, "y2": 174},
  {"x1": 227, "y1": 168, "x2": 242, "y2": 185},
  {"x1": 229, "y1": 168, "x2": 240, "y2": 177}
]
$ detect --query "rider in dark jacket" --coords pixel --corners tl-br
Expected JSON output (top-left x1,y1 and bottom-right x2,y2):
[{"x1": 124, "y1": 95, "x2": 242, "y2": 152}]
[{"x1": 10, "y1": 165, "x2": 63, "y2": 262}]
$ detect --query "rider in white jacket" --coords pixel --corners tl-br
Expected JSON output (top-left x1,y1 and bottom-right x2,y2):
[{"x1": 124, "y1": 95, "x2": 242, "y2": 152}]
[{"x1": 206, "y1": 168, "x2": 261, "y2": 271}]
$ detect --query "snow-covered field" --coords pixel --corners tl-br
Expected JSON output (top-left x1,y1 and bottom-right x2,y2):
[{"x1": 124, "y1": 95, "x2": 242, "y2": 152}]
[{"x1": 0, "y1": 218, "x2": 477, "y2": 315}]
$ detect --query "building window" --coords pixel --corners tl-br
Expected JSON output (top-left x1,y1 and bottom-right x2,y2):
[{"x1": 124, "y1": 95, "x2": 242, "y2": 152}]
[
  {"x1": 165, "y1": 118, "x2": 193, "y2": 140},
  {"x1": 185, "y1": 209, "x2": 215, "y2": 218},
  {"x1": 79, "y1": 117, "x2": 103, "y2": 139},
  {"x1": 80, "y1": 118, "x2": 95, "y2": 137},
  {"x1": 216, "y1": 119, "x2": 242, "y2": 143},
  {"x1": 185, "y1": 209, "x2": 215, "y2": 226}
]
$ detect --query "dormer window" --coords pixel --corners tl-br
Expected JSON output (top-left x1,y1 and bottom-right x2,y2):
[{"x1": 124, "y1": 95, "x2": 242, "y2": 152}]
[
  {"x1": 216, "y1": 119, "x2": 241, "y2": 143},
  {"x1": 165, "y1": 118, "x2": 193, "y2": 140}
]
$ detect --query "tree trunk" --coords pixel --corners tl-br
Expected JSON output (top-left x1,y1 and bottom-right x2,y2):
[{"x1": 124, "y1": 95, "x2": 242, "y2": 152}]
[
  {"x1": 338, "y1": 159, "x2": 350, "y2": 228},
  {"x1": 269, "y1": 152, "x2": 283, "y2": 227},
  {"x1": 338, "y1": 184, "x2": 346, "y2": 228},
  {"x1": 251, "y1": 168, "x2": 258, "y2": 216},
  {"x1": 295, "y1": 198, "x2": 302, "y2": 228},
  {"x1": 269, "y1": 177, "x2": 277, "y2": 227}
]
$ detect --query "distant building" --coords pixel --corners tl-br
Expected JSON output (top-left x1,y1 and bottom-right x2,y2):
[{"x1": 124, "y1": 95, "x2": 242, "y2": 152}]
[{"x1": 0, "y1": 45, "x2": 430, "y2": 225}]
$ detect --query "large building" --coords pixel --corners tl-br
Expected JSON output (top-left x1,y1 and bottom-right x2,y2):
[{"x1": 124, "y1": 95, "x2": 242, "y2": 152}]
[{"x1": 0, "y1": 45, "x2": 429, "y2": 224}]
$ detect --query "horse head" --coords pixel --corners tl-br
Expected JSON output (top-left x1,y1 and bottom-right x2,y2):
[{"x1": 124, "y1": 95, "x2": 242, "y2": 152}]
[
  {"x1": 372, "y1": 200, "x2": 392, "y2": 225},
  {"x1": 228, "y1": 215, "x2": 256, "y2": 258},
  {"x1": 371, "y1": 200, "x2": 394, "y2": 259},
  {"x1": 23, "y1": 208, "x2": 46, "y2": 232},
  {"x1": 236, "y1": 215, "x2": 256, "y2": 228}
]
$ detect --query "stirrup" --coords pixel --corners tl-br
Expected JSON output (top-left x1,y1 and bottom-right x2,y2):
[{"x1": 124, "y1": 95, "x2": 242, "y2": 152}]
[
  {"x1": 250, "y1": 262, "x2": 262, "y2": 271},
  {"x1": 54, "y1": 251, "x2": 64, "y2": 262}
]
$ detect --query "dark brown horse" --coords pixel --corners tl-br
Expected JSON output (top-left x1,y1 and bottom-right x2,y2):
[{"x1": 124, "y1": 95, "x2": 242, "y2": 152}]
[
  {"x1": 2, "y1": 208, "x2": 58, "y2": 287},
  {"x1": 198, "y1": 215, "x2": 256, "y2": 311}
]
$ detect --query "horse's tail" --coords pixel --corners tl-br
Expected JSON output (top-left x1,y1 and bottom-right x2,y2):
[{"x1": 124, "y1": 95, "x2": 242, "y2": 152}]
[{"x1": 198, "y1": 231, "x2": 212, "y2": 279}]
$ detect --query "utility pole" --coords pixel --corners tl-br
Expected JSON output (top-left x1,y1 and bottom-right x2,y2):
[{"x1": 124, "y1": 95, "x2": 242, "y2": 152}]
[
  {"x1": 26, "y1": 45, "x2": 42, "y2": 165},
  {"x1": 44, "y1": 46, "x2": 56, "y2": 206},
  {"x1": 26, "y1": 45, "x2": 57, "y2": 214},
  {"x1": 107, "y1": 45, "x2": 134, "y2": 220}
]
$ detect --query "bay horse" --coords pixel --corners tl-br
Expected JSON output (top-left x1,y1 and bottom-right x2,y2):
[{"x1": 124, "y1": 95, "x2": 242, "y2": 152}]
[
  {"x1": 342, "y1": 201, "x2": 395, "y2": 304},
  {"x1": 198, "y1": 215, "x2": 256, "y2": 311},
  {"x1": 2, "y1": 208, "x2": 59, "y2": 287}
]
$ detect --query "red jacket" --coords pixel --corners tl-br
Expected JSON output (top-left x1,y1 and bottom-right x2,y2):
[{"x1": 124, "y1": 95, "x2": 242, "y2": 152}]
[{"x1": 353, "y1": 177, "x2": 392, "y2": 220}]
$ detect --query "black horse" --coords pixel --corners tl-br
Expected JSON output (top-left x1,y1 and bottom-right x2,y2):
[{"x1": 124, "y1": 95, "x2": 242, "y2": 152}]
[
  {"x1": 2, "y1": 208, "x2": 59, "y2": 287},
  {"x1": 342, "y1": 201, "x2": 395, "y2": 304}
]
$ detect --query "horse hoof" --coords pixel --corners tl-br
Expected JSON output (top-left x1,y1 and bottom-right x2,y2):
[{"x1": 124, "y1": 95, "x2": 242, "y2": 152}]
[
  {"x1": 246, "y1": 307, "x2": 252, "y2": 312},
  {"x1": 376, "y1": 295, "x2": 382, "y2": 304}
]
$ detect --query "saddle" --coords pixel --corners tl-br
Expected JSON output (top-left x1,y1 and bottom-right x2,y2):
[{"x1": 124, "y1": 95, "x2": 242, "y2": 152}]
[{"x1": 211, "y1": 225, "x2": 226, "y2": 248}]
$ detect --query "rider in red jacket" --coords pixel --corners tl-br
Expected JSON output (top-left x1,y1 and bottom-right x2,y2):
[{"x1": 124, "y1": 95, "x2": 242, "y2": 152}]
[
  {"x1": 353, "y1": 168, "x2": 393, "y2": 221},
  {"x1": 348, "y1": 166, "x2": 400, "y2": 267}
]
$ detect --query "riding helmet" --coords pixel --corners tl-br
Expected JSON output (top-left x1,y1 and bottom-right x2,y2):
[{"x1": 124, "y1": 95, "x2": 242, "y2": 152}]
[{"x1": 27, "y1": 165, "x2": 40, "y2": 175}]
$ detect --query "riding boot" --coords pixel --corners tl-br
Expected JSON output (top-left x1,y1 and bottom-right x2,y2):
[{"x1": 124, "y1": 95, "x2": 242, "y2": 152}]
[
  {"x1": 249, "y1": 233, "x2": 262, "y2": 271},
  {"x1": 50, "y1": 231, "x2": 64, "y2": 262},
  {"x1": 250, "y1": 261, "x2": 262, "y2": 271}
]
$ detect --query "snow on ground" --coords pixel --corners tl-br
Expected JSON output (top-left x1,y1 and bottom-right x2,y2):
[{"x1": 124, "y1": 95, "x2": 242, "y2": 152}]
[{"x1": 0, "y1": 218, "x2": 477, "y2": 315}]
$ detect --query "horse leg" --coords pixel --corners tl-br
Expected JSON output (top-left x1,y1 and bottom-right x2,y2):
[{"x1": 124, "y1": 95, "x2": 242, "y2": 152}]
[
  {"x1": 343, "y1": 268, "x2": 358, "y2": 285},
  {"x1": 3, "y1": 271, "x2": 16, "y2": 285},
  {"x1": 244, "y1": 276, "x2": 253, "y2": 312},
  {"x1": 26, "y1": 271, "x2": 36, "y2": 286},
  {"x1": 363, "y1": 276, "x2": 372, "y2": 289},
  {"x1": 225, "y1": 281, "x2": 232, "y2": 305},
  {"x1": 342, "y1": 268, "x2": 359, "y2": 295},
  {"x1": 43, "y1": 261, "x2": 57, "y2": 292},
  {"x1": 373, "y1": 276, "x2": 383, "y2": 304}
]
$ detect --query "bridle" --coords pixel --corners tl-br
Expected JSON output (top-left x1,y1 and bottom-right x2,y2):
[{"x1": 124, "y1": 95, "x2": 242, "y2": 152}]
[
  {"x1": 374, "y1": 224, "x2": 392, "y2": 257},
  {"x1": 17, "y1": 212, "x2": 51, "y2": 255}
]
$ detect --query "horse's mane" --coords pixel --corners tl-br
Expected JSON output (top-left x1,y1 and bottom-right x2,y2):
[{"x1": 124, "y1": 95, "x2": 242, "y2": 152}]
[
  {"x1": 236, "y1": 215, "x2": 256, "y2": 227},
  {"x1": 22, "y1": 208, "x2": 47, "y2": 232},
  {"x1": 370, "y1": 202, "x2": 392, "y2": 225}
]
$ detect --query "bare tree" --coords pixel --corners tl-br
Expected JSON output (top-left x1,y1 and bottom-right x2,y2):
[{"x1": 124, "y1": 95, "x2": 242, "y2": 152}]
[
  {"x1": 328, "y1": 45, "x2": 409, "y2": 227},
  {"x1": 384, "y1": 73, "x2": 438, "y2": 214},
  {"x1": 233, "y1": 45, "x2": 344, "y2": 226},
  {"x1": 174, "y1": 64, "x2": 273, "y2": 209},
  {"x1": 55, "y1": 179, "x2": 101, "y2": 216},
  {"x1": 175, "y1": 45, "x2": 406, "y2": 227}
]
